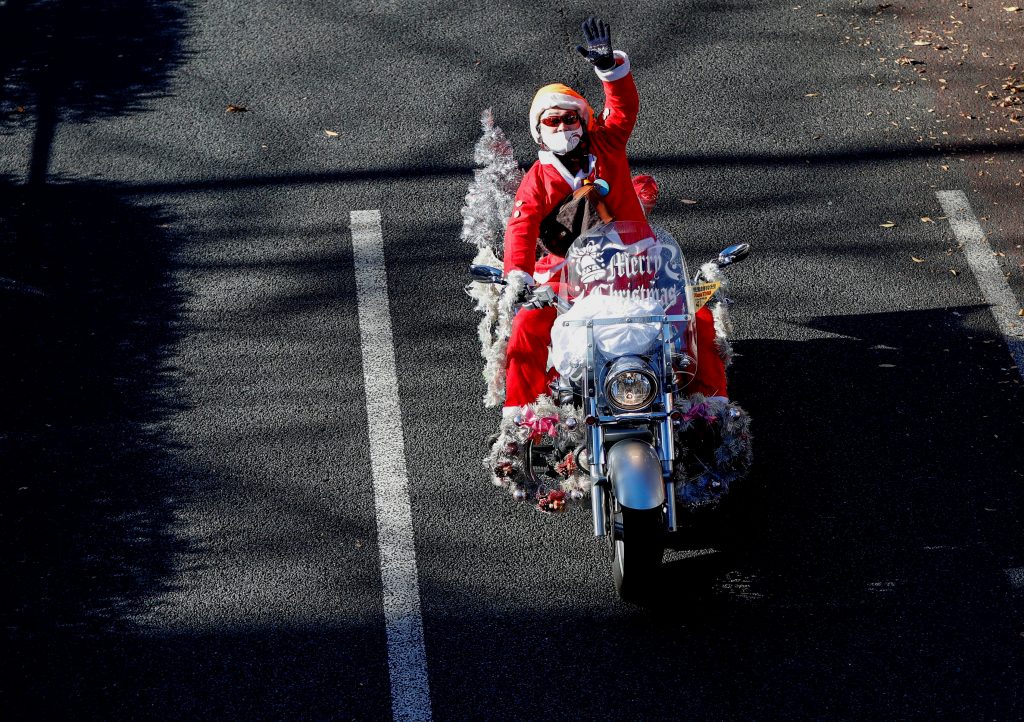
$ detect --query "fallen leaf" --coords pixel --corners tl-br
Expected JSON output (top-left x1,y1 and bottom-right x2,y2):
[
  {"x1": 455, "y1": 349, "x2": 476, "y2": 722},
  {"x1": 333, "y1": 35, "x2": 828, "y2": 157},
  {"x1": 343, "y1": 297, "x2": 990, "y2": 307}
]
[
  {"x1": 912, "y1": 256, "x2": 925, "y2": 262},
  {"x1": 15, "y1": 106, "x2": 25, "y2": 113},
  {"x1": 913, "y1": 40, "x2": 932, "y2": 46},
  {"x1": 896, "y1": 57, "x2": 925, "y2": 66},
  {"x1": 226, "y1": 104, "x2": 247, "y2": 113},
  {"x1": 805, "y1": 92, "x2": 820, "y2": 97},
  {"x1": 1018, "y1": 308, "x2": 1024, "y2": 317},
  {"x1": 680, "y1": 199, "x2": 699, "y2": 205},
  {"x1": 880, "y1": 221, "x2": 897, "y2": 228},
  {"x1": 920, "y1": 216, "x2": 933, "y2": 222},
  {"x1": 1003, "y1": 6, "x2": 1021, "y2": 11},
  {"x1": 324, "y1": 129, "x2": 339, "y2": 137},
  {"x1": 950, "y1": 268, "x2": 959, "y2": 276}
]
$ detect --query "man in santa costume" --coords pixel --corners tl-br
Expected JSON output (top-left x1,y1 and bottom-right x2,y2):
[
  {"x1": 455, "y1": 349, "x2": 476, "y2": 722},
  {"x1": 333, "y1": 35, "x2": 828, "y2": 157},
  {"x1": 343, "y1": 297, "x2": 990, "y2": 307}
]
[{"x1": 502, "y1": 17, "x2": 728, "y2": 413}]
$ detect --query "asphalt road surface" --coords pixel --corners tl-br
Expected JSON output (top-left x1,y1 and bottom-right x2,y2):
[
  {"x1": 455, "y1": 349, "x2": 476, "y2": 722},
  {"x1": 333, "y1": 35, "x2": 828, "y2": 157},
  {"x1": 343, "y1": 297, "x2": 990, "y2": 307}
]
[{"x1": 2, "y1": 1, "x2": 1023, "y2": 720}]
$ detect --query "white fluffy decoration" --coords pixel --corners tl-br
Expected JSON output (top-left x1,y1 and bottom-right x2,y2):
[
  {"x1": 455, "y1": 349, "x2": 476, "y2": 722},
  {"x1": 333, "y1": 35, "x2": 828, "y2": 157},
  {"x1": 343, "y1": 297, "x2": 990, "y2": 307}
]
[
  {"x1": 699, "y1": 261, "x2": 734, "y2": 367},
  {"x1": 461, "y1": 109, "x2": 524, "y2": 406},
  {"x1": 550, "y1": 294, "x2": 664, "y2": 378}
]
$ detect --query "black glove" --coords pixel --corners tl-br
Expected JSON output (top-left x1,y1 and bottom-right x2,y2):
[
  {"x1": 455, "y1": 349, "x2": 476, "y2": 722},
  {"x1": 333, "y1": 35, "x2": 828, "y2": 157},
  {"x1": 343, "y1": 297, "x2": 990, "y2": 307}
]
[{"x1": 575, "y1": 17, "x2": 615, "y2": 71}]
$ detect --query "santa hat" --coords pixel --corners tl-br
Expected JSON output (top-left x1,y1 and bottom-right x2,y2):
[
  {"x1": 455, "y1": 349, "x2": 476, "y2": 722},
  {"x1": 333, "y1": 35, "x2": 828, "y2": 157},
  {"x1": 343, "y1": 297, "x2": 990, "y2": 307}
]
[{"x1": 528, "y1": 83, "x2": 594, "y2": 145}]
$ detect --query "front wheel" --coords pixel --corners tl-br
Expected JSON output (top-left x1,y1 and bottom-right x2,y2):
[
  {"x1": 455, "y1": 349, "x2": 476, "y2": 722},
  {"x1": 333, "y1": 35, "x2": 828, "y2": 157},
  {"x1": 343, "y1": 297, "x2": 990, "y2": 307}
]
[{"x1": 610, "y1": 506, "x2": 665, "y2": 602}]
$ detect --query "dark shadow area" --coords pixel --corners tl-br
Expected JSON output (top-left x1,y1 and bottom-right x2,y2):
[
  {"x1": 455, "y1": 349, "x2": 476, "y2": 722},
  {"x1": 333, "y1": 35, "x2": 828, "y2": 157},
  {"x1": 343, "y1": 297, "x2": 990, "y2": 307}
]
[
  {"x1": 414, "y1": 305, "x2": 1024, "y2": 720},
  {"x1": 0, "y1": 178, "x2": 194, "y2": 714},
  {"x1": 0, "y1": 179, "x2": 394, "y2": 718},
  {"x1": 0, "y1": 0, "x2": 192, "y2": 184},
  {"x1": 666, "y1": 307, "x2": 1023, "y2": 717},
  {"x1": 35, "y1": 624, "x2": 394, "y2": 720}
]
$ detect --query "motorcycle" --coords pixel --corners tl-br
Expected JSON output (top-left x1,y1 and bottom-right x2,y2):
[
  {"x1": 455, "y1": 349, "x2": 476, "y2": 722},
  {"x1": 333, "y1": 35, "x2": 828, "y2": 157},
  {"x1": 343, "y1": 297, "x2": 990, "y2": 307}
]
[{"x1": 470, "y1": 220, "x2": 752, "y2": 600}]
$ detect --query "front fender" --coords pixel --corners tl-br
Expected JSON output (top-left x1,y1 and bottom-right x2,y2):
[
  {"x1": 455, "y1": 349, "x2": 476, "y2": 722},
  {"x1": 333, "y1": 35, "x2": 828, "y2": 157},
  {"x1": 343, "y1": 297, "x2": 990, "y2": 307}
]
[{"x1": 606, "y1": 439, "x2": 665, "y2": 511}]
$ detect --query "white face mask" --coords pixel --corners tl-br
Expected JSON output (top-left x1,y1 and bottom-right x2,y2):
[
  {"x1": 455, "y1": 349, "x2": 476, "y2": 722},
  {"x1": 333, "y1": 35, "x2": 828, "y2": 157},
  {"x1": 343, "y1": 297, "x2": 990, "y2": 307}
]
[{"x1": 540, "y1": 125, "x2": 583, "y2": 154}]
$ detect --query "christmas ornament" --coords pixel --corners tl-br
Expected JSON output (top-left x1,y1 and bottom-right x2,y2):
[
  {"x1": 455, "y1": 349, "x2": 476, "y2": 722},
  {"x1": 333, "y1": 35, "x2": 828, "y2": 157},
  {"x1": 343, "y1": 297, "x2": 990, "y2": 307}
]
[
  {"x1": 519, "y1": 408, "x2": 559, "y2": 442},
  {"x1": 536, "y1": 489, "x2": 568, "y2": 514},
  {"x1": 484, "y1": 396, "x2": 590, "y2": 508}
]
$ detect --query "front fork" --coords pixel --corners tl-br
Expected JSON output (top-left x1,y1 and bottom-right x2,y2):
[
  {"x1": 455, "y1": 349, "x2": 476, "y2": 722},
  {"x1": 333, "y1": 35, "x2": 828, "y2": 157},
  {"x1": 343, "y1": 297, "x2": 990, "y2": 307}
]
[
  {"x1": 588, "y1": 398, "x2": 678, "y2": 538},
  {"x1": 587, "y1": 328, "x2": 679, "y2": 538},
  {"x1": 588, "y1": 396, "x2": 608, "y2": 537}
]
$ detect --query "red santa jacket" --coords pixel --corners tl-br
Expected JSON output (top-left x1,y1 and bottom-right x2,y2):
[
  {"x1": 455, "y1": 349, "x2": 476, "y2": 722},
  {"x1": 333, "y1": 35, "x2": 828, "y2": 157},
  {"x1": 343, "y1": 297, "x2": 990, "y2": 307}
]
[{"x1": 503, "y1": 52, "x2": 647, "y2": 283}]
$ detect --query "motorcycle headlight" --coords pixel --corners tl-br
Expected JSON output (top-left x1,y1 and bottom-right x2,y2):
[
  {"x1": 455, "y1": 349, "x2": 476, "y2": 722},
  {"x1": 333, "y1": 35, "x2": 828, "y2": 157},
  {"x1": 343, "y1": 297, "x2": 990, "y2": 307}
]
[{"x1": 604, "y1": 357, "x2": 659, "y2": 412}]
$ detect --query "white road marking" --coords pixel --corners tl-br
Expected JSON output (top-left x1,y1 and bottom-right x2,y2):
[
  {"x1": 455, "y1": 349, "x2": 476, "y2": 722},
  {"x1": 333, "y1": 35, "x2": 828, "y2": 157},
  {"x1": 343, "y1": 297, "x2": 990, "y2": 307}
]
[
  {"x1": 351, "y1": 210, "x2": 432, "y2": 722},
  {"x1": 936, "y1": 190, "x2": 1024, "y2": 380}
]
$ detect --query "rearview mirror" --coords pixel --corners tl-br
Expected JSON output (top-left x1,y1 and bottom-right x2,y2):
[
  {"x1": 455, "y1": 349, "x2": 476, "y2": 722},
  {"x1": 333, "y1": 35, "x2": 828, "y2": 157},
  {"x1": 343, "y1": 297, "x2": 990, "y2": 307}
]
[
  {"x1": 716, "y1": 243, "x2": 750, "y2": 268},
  {"x1": 469, "y1": 264, "x2": 505, "y2": 284}
]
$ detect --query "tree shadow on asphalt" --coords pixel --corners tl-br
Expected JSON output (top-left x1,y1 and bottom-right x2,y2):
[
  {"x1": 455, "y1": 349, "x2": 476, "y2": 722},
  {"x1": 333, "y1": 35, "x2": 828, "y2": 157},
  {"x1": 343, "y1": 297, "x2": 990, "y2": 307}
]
[
  {"x1": 0, "y1": 0, "x2": 192, "y2": 184},
  {"x1": 0, "y1": 178, "x2": 201, "y2": 714},
  {"x1": 0, "y1": 3, "x2": 210, "y2": 713},
  {"x1": 0, "y1": 175, "x2": 400, "y2": 717}
]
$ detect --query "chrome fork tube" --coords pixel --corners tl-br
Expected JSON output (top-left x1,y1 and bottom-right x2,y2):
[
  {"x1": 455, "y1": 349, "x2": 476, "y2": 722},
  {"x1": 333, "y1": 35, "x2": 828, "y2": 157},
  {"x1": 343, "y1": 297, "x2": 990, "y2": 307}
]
[
  {"x1": 591, "y1": 484, "x2": 607, "y2": 538},
  {"x1": 589, "y1": 399, "x2": 607, "y2": 537},
  {"x1": 585, "y1": 322, "x2": 609, "y2": 538},
  {"x1": 664, "y1": 480, "x2": 677, "y2": 532},
  {"x1": 660, "y1": 331, "x2": 678, "y2": 532}
]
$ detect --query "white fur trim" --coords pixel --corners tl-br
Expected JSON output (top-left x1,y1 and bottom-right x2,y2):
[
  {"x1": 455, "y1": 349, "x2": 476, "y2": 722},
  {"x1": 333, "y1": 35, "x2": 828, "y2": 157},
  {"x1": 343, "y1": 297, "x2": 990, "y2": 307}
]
[
  {"x1": 505, "y1": 269, "x2": 535, "y2": 288},
  {"x1": 537, "y1": 151, "x2": 597, "y2": 190},
  {"x1": 595, "y1": 50, "x2": 631, "y2": 82}
]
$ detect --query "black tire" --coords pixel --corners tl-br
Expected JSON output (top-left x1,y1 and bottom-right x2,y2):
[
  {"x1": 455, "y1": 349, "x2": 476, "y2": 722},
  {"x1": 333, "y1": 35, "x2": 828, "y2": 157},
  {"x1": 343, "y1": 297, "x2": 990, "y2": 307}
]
[{"x1": 611, "y1": 506, "x2": 665, "y2": 602}]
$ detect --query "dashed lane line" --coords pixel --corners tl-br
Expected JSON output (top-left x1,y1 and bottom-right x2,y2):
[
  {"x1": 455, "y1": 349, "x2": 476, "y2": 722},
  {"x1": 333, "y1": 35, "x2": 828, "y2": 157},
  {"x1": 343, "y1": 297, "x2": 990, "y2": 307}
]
[
  {"x1": 936, "y1": 190, "x2": 1024, "y2": 381},
  {"x1": 351, "y1": 209, "x2": 432, "y2": 722}
]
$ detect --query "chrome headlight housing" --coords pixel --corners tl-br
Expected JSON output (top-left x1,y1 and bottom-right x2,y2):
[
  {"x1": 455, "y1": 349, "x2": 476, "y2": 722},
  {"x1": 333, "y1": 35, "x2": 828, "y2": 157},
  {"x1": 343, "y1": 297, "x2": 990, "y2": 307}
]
[{"x1": 603, "y1": 356, "x2": 659, "y2": 412}]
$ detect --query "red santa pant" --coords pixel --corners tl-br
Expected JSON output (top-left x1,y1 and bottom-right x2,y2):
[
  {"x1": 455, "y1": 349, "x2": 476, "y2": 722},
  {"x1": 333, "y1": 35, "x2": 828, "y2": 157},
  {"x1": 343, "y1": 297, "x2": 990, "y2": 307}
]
[{"x1": 504, "y1": 304, "x2": 728, "y2": 408}]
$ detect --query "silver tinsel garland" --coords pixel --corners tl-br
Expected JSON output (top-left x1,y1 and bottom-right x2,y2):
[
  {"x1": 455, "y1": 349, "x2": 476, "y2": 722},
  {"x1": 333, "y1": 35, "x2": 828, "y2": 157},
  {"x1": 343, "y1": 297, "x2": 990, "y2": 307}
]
[
  {"x1": 484, "y1": 395, "x2": 589, "y2": 504},
  {"x1": 461, "y1": 109, "x2": 523, "y2": 407},
  {"x1": 699, "y1": 260, "x2": 735, "y2": 367},
  {"x1": 672, "y1": 393, "x2": 753, "y2": 507}
]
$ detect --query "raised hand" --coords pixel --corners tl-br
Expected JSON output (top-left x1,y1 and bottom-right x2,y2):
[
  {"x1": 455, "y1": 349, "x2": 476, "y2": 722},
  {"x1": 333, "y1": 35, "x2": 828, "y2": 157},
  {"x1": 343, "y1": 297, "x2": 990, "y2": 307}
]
[{"x1": 575, "y1": 16, "x2": 615, "y2": 71}]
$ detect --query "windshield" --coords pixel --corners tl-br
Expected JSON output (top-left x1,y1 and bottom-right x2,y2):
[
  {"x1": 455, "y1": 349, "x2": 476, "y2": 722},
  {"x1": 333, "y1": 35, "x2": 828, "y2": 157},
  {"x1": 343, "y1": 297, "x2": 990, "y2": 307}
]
[
  {"x1": 549, "y1": 221, "x2": 697, "y2": 379},
  {"x1": 562, "y1": 221, "x2": 693, "y2": 317}
]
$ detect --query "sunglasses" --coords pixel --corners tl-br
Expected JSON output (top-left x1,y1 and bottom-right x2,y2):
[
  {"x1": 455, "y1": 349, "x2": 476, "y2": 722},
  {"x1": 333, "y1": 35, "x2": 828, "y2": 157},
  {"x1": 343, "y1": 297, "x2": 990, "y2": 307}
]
[{"x1": 539, "y1": 112, "x2": 581, "y2": 128}]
